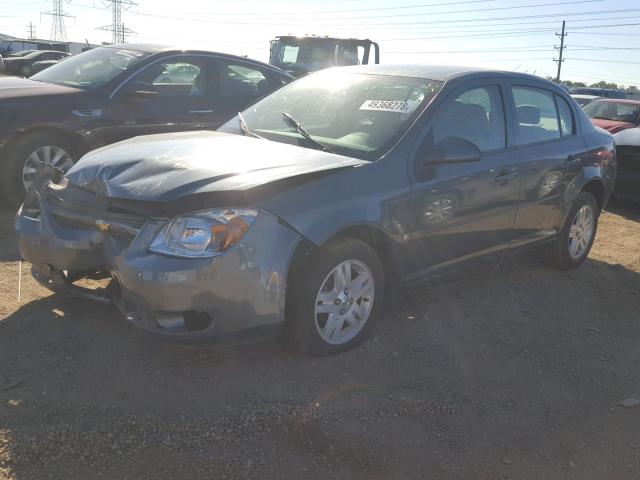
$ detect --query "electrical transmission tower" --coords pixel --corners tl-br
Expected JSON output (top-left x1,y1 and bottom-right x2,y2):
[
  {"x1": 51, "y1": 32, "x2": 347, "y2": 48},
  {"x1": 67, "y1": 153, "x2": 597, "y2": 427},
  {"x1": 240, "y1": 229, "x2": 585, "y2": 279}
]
[
  {"x1": 554, "y1": 21, "x2": 567, "y2": 83},
  {"x1": 27, "y1": 22, "x2": 36, "y2": 40},
  {"x1": 98, "y1": 0, "x2": 137, "y2": 44},
  {"x1": 41, "y1": 0, "x2": 73, "y2": 42}
]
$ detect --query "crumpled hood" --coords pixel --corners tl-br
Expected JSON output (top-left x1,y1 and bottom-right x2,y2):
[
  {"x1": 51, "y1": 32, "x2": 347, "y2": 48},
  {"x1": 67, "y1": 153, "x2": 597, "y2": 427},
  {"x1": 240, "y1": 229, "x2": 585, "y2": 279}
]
[
  {"x1": 591, "y1": 118, "x2": 635, "y2": 134},
  {"x1": 65, "y1": 131, "x2": 367, "y2": 202},
  {"x1": 0, "y1": 76, "x2": 81, "y2": 99}
]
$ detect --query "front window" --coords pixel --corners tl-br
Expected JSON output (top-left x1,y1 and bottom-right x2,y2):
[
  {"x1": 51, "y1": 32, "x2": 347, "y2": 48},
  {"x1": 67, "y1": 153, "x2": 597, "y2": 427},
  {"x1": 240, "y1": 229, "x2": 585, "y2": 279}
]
[
  {"x1": 583, "y1": 101, "x2": 639, "y2": 123},
  {"x1": 30, "y1": 46, "x2": 152, "y2": 89},
  {"x1": 128, "y1": 57, "x2": 205, "y2": 97},
  {"x1": 218, "y1": 71, "x2": 443, "y2": 160},
  {"x1": 433, "y1": 85, "x2": 506, "y2": 153},
  {"x1": 271, "y1": 41, "x2": 336, "y2": 73}
]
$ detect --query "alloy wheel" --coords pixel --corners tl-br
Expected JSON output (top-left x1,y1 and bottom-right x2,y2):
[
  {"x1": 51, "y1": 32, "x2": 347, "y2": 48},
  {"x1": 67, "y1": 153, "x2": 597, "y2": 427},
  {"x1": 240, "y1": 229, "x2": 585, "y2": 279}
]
[
  {"x1": 314, "y1": 259, "x2": 375, "y2": 345},
  {"x1": 22, "y1": 145, "x2": 74, "y2": 191},
  {"x1": 568, "y1": 204, "x2": 595, "y2": 260}
]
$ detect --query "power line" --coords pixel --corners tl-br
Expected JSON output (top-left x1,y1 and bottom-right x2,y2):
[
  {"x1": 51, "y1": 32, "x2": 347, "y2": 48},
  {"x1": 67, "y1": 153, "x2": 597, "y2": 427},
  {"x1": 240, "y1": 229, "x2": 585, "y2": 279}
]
[
  {"x1": 385, "y1": 46, "x2": 640, "y2": 54},
  {"x1": 565, "y1": 57, "x2": 640, "y2": 65},
  {"x1": 67, "y1": 2, "x2": 640, "y2": 31},
  {"x1": 81, "y1": 0, "x2": 611, "y2": 26}
]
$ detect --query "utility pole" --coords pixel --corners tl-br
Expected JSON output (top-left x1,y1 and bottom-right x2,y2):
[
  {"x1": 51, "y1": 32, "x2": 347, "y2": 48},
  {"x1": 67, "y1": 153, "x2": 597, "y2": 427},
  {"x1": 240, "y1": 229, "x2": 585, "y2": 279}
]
[
  {"x1": 27, "y1": 21, "x2": 36, "y2": 40},
  {"x1": 554, "y1": 20, "x2": 567, "y2": 83},
  {"x1": 41, "y1": 0, "x2": 73, "y2": 42},
  {"x1": 98, "y1": 0, "x2": 136, "y2": 44}
]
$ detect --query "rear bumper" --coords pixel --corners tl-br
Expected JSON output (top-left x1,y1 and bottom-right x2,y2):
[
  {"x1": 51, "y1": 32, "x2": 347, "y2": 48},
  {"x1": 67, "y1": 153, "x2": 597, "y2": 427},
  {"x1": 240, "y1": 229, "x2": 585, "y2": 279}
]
[{"x1": 16, "y1": 196, "x2": 301, "y2": 343}]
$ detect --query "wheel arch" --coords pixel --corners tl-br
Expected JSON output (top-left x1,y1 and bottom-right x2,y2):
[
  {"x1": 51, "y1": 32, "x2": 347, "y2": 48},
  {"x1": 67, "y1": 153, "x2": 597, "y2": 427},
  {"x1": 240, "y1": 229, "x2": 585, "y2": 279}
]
[
  {"x1": 285, "y1": 223, "x2": 399, "y2": 318},
  {"x1": 581, "y1": 179, "x2": 605, "y2": 212},
  {"x1": 3, "y1": 125, "x2": 91, "y2": 160}
]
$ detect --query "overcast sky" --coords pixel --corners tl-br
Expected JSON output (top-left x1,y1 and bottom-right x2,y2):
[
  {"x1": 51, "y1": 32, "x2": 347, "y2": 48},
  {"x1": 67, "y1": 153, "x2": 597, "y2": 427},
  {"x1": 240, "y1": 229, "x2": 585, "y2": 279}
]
[{"x1": 2, "y1": 0, "x2": 639, "y2": 86}]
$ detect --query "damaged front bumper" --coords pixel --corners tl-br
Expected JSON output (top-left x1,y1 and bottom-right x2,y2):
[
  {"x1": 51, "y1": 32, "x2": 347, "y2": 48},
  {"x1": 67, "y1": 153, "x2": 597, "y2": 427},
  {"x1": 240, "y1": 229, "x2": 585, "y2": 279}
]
[{"x1": 16, "y1": 183, "x2": 301, "y2": 343}]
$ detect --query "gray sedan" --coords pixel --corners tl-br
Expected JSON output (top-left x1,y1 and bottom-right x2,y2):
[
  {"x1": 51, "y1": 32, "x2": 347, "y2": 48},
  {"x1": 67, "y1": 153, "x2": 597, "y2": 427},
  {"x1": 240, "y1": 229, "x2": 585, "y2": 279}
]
[{"x1": 16, "y1": 65, "x2": 616, "y2": 354}]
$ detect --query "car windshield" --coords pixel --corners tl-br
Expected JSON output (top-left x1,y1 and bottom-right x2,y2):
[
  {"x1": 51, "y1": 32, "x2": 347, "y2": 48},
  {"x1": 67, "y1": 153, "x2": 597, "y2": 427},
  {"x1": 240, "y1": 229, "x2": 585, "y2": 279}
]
[
  {"x1": 9, "y1": 49, "x2": 35, "y2": 57},
  {"x1": 23, "y1": 51, "x2": 46, "y2": 60},
  {"x1": 30, "y1": 47, "x2": 151, "y2": 89},
  {"x1": 584, "y1": 101, "x2": 639, "y2": 122},
  {"x1": 219, "y1": 71, "x2": 442, "y2": 160}
]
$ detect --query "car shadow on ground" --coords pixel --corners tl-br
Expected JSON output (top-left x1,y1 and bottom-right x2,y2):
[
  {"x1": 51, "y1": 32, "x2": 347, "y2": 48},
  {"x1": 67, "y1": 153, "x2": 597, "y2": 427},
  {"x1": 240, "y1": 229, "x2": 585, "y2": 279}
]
[
  {"x1": 2, "y1": 248, "x2": 640, "y2": 478},
  {"x1": 0, "y1": 206, "x2": 19, "y2": 262}
]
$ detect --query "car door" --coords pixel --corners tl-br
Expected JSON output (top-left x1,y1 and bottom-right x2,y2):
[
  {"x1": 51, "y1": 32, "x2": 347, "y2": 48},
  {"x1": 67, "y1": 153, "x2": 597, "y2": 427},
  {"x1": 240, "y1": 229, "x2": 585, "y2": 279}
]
[
  {"x1": 507, "y1": 83, "x2": 587, "y2": 245},
  {"x1": 100, "y1": 55, "x2": 220, "y2": 144},
  {"x1": 407, "y1": 80, "x2": 521, "y2": 278}
]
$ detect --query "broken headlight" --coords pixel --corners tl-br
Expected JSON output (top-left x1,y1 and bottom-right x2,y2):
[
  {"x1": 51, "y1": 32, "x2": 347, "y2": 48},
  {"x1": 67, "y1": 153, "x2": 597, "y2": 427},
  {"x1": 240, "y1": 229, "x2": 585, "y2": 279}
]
[{"x1": 149, "y1": 208, "x2": 258, "y2": 258}]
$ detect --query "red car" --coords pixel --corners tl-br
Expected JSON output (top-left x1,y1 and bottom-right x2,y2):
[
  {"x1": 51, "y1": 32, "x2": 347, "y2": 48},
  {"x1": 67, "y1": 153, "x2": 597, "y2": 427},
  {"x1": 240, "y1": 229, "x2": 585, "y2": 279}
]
[{"x1": 583, "y1": 98, "x2": 640, "y2": 134}]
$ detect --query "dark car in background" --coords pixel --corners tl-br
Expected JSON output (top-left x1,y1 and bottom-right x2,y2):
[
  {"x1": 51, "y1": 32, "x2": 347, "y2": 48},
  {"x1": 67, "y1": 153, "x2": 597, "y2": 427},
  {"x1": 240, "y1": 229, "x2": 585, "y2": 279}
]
[
  {"x1": 3, "y1": 50, "x2": 70, "y2": 77},
  {"x1": 0, "y1": 43, "x2": 293, "y2": 204},
  {"x1": 16, "y1": 66, "x2": 616, "y2": 354},
  {"x1": 29, "y1": 57, "x2": 71, "y2": 76},
  {"x1": 583, "y1": 99, "x2": 640, "y2": 134},
  {"x1": 570, "y1": 87, "x2": 627, "y2": 99}
]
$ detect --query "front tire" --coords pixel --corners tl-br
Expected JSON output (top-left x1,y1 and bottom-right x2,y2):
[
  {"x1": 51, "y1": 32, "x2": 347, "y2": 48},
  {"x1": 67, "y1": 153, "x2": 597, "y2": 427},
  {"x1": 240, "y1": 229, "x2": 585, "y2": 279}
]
[
  {"x1": 2, "y1": 133, "x2": 77, "y2": 205},
  {"x1": 289, "y1": 238, "x2": 385, "y2": 355},
  {"x1": 550, "y1": 191, "x2": 599, "y2": 269}
]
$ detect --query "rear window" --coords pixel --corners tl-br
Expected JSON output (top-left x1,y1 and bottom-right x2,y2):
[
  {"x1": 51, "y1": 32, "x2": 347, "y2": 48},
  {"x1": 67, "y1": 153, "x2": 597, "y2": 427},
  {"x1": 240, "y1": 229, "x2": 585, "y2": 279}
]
[{"x1": 512, "y1": 87, "x2": 561, "y2": 145}]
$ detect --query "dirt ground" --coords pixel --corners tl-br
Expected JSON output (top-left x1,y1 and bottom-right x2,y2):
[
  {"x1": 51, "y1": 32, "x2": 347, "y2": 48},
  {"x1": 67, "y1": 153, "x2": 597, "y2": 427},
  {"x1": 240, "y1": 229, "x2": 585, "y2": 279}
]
[{"x1": 1, "y1": 199, "x2": 639, "y2": 480}]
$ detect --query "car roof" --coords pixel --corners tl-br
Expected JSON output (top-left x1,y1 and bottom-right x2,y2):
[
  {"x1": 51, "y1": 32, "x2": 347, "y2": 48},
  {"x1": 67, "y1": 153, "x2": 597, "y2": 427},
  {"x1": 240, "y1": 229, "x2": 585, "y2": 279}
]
[
  {"x1": 326, "y1": 64, "x2": 557, "y2": 84},
  {"x1": 100, "y1": 43, "x2": 290, "y2": 75},
  {"x1": 591, "y1": 98, "x2": 640, "y2": 105},
  {"x1": 571, "y1": 94, "x2": 602, "y2": 99},
  {"x1": 25, "y1": 50, "x2": 64, "y2": 55}
]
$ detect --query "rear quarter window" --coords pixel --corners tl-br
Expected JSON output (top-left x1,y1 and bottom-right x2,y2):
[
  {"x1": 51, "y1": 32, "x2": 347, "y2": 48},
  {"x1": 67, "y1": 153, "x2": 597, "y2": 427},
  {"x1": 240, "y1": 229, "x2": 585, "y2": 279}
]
[{"x1": 556, "y1": 95, "x2": 575, "y2": 136}]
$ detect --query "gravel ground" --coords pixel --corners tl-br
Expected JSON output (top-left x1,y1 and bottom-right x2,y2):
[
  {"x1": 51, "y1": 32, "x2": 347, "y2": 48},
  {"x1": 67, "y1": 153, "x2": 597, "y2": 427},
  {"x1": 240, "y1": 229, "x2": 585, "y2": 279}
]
[{"x1": 1, "y1": 199, "x2": 639, "y2": 480}]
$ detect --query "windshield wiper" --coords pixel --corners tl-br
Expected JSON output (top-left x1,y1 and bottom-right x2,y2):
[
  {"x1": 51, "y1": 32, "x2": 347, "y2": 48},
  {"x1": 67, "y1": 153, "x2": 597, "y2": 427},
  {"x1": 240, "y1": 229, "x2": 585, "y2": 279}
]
[
  {"x1": 281, "y1": 112, "x2": 334, "y2": 153},
  {"x1": 238, "y1": 112, "x2": 265, "y2": 140}
]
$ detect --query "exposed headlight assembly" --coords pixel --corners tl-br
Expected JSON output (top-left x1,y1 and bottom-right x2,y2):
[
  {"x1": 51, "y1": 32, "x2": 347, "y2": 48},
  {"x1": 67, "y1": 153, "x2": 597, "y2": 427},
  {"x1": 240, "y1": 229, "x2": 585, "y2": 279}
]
[{"x1": 149, "y1": 208, "x2": 258, "y2": 258}]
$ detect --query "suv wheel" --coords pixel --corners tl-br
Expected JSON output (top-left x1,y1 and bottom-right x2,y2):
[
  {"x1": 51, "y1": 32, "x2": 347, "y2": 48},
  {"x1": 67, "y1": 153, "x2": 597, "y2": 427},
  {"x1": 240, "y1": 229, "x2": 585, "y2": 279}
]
[
  {"x1": 289, "y1": 238, "x2": 385, "y2": 355},
  {"x1": 2, "y1": 133, "x2": 76, "y2": 205},
  {"x1": 550, "y1": 191, "x2": 599, "y2": 269}
]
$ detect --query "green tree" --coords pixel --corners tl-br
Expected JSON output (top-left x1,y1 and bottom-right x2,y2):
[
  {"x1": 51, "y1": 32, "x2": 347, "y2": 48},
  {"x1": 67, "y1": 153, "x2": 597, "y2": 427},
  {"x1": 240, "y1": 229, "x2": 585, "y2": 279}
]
[{"x1": 589, "y1": 80, "x2": 620, "y2": 89}]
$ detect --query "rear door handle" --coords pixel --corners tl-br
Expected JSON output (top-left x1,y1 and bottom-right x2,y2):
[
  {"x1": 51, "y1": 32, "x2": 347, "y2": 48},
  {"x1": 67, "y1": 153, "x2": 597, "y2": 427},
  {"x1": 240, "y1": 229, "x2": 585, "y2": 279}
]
[
  {"x1": 494, "y1": 168, "x2": 518, "y2": 184},
  {"x1": 189, "y1": 109, "x2": 214, "y2": 114}
]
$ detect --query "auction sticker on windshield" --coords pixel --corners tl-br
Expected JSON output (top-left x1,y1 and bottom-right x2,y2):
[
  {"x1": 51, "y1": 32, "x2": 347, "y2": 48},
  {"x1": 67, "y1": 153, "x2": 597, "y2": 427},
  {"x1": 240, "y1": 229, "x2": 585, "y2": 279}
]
[{"x1": 359, "y1": 100, "x2": 413, "y2": 113}]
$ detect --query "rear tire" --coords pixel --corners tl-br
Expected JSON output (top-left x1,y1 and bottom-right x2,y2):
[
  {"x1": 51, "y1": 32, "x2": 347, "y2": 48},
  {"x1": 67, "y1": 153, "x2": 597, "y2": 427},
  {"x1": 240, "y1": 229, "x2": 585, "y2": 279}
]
[
  {"x1": 288, "y1": 237, "x2": 385, "y2": 355},
  {"x1": 550, "y1": 191, "x2": 599, "y2": 269},
  {"x1": 2, "y1": 132, "x2": 77, "y2": 206}
]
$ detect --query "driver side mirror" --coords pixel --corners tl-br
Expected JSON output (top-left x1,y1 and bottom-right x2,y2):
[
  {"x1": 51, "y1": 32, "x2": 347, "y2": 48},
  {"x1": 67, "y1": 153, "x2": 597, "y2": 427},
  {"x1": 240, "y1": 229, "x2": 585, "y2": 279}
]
[{"x1": 427, "y1": 137, "x2": 482, "y2": 164}]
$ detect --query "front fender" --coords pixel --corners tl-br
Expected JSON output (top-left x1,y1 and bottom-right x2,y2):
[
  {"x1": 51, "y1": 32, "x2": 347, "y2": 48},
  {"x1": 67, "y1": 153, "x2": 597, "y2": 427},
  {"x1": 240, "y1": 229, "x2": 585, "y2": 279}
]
[{"x1": 258, "y1": 156, "x2": 412, "y2": 248}]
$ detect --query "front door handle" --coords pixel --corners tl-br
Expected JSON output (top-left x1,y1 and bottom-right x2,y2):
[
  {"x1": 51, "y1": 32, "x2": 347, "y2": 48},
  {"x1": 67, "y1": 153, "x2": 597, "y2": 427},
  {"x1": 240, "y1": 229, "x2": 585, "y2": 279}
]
[
  {"x1": 494, "y1": 168, "x2": 518, "y2": 184},
  {"x1": 189, "y1": 109, "x2": 214, "y2": 114}
]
